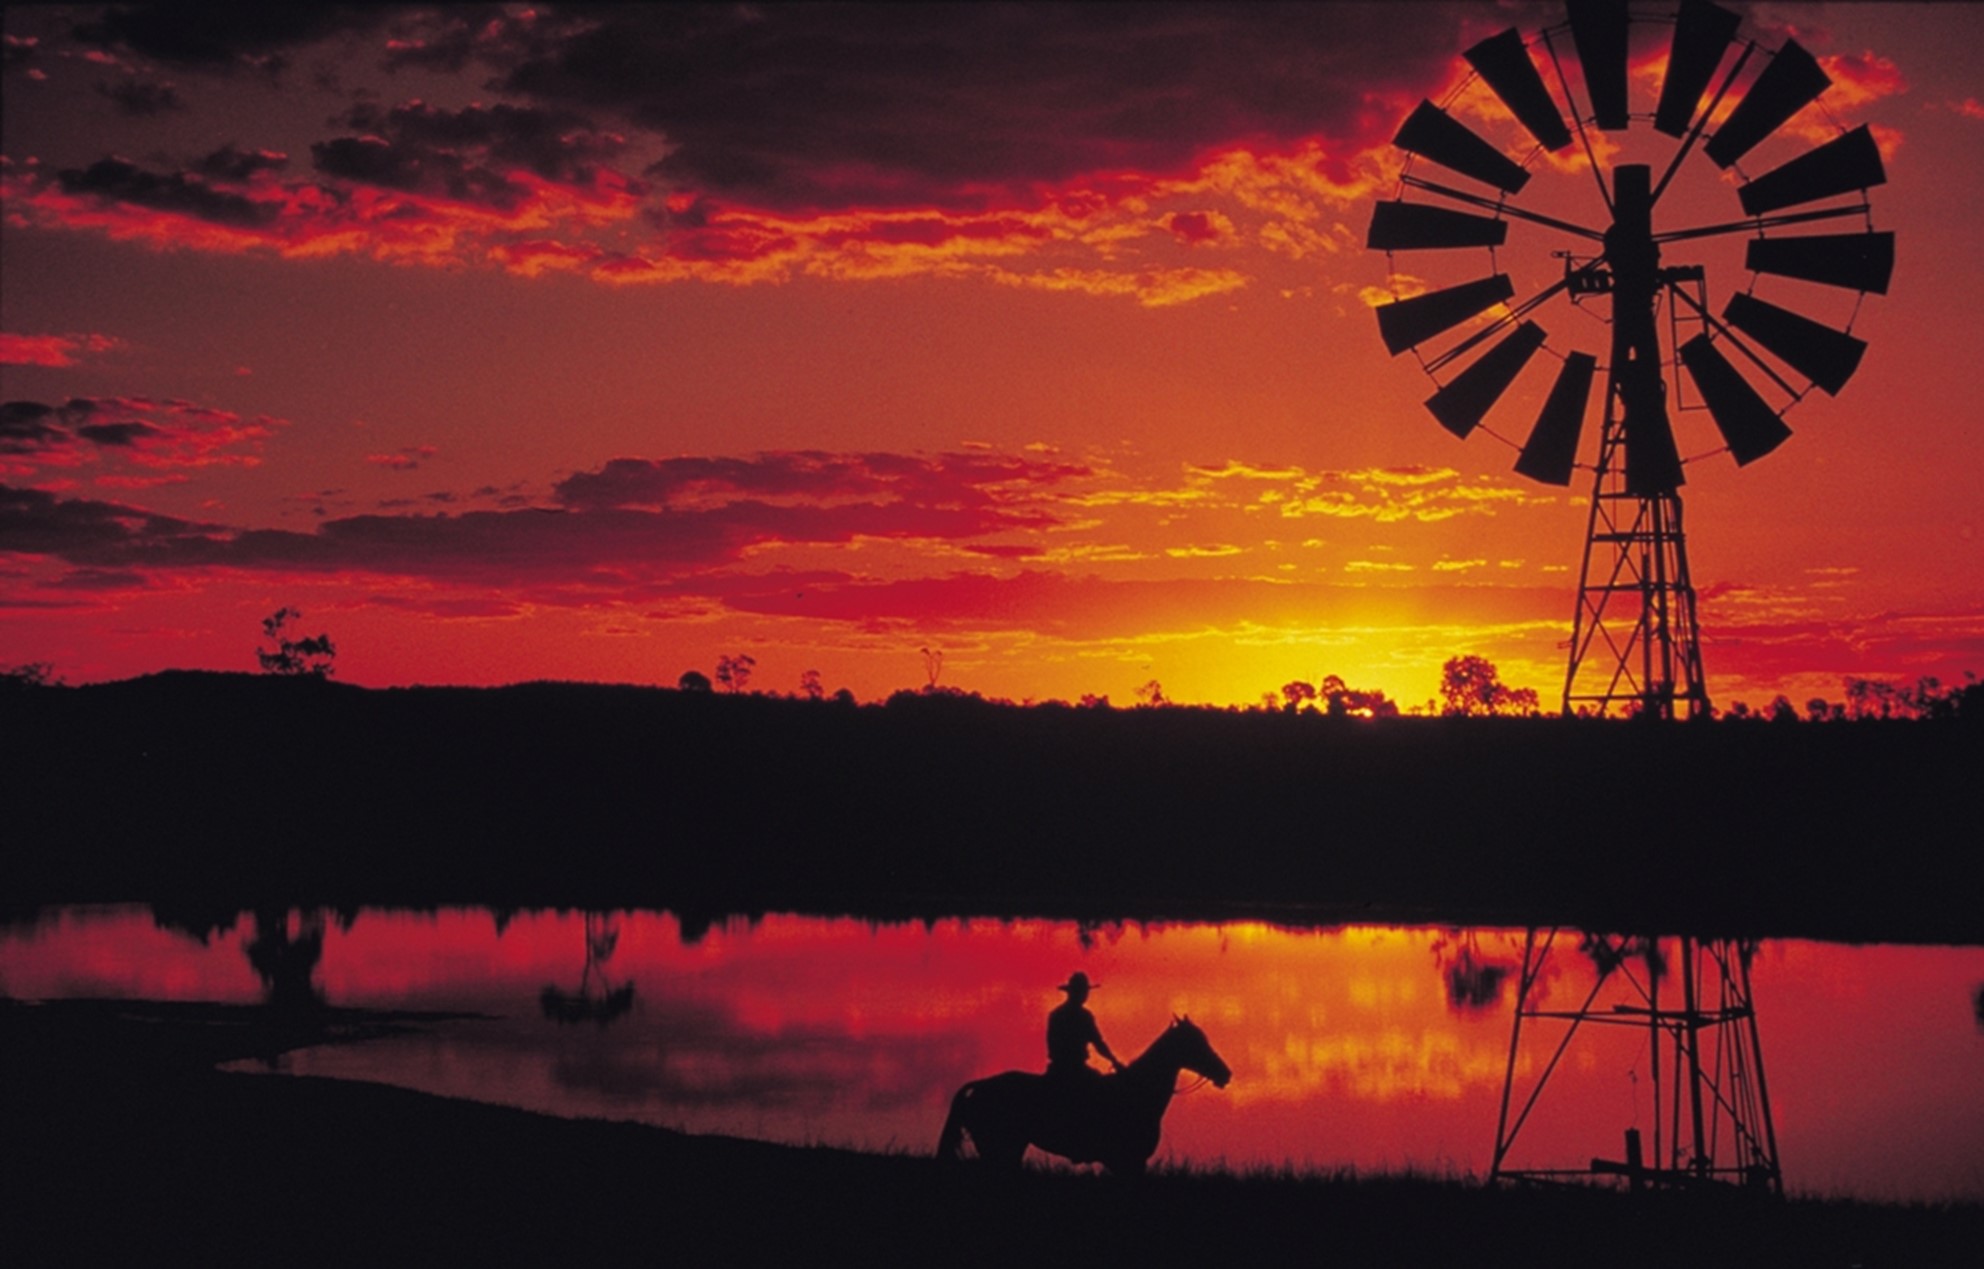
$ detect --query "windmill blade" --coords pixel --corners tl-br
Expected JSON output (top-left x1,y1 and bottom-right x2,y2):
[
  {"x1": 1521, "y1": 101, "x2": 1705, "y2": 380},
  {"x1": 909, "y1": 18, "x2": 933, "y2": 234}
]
[
  {"x1": 1514, "y1": 352, "x2": 1597, "y2": 485},
  {"x1": 1567, "y1": 0, "x2": 1630, "y2": 130},
  {"x1": 1655, "y1": 0, "x2": 1742, "y2": 137},
  {"x1": 1367, "y1": 201, "x2": 1510, "y2": 251},
  {"x1": 1746, "y1": 231, "x2": 1894, "y2": 294},
  {"x1": 1464, "y1": 29, "x2": 1573, "y2": 151},
  {"x1": 1394, "y1": 100, "x2": 1532, "y2": 193},
  {"x1": 1703, "y1": 40, "x2": 1830, "y2": 169},
  {"x1": 1426, "y1": 321, "x2": 1547, "y2": 438},
  {"x1": 1737, "y1": 125, "x2": 1886, "y2": 217},
  {"x1": 1679, "y1": 333, "x2": 1794, "y2": 464},
  {"x1": 1723, "y1": 292, "x2": 1867, "y2": 395},
  {"x1": 1376, "y1": 275, "x2": 1515, "y2": 356}
]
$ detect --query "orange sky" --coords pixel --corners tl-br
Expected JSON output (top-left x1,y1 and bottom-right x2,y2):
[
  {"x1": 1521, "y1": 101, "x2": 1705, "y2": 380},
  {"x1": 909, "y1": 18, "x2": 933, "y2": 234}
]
[{"x1": 3, "y1": 3, "x2": 1980, "y2": 710}]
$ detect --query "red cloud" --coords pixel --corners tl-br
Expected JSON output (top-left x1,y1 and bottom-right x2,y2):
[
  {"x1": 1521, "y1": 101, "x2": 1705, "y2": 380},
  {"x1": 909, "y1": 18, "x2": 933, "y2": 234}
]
[
  {"x1": 366, "y1": 446, "x2": 438, "y2": 471},
  {"x1": 0, "y1": 332, "x2": 124, "y2": 367},
  {"x1": 0, "y1": 395, "x2": 282, "y2": 480}
]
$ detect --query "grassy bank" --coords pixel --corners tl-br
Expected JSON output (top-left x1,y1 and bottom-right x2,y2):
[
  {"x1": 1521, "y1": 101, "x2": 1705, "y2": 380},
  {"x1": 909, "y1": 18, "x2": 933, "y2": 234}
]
[
  {"x1": 4, "y1": 998, "x2": 1978, "y2": 1267},
  {"x1": 6, "y1": 673, "x2": 1980, "y2": 943}
]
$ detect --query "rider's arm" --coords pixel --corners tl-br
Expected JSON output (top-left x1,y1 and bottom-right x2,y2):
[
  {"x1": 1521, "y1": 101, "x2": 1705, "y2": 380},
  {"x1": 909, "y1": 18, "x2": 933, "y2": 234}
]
[{"x1": 1091, "y1": 1025, "x2": 1124, "y2": 1071}]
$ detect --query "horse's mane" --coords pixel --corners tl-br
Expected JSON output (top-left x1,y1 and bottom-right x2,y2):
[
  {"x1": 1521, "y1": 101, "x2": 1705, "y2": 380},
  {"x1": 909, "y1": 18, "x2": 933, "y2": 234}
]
[{"x1": 1126, "y1": 1014, "x2": 1201, "y2": 1072}]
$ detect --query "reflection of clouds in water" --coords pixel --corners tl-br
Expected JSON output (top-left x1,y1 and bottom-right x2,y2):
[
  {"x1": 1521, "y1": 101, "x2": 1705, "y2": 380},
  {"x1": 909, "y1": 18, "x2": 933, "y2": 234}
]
[{"x1": 546, "y1": 993, "x2": 979, "y2": 1112}]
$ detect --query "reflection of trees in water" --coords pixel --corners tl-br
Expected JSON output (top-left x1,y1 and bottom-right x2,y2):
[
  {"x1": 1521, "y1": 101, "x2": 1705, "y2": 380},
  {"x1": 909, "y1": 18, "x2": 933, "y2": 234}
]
[
  {"x1": 540, "y1": 911, "x2": 636, "y2": 1026},
  {"x1": 1430, "y1": 930, "x2": 1519, "y2": 1012},
  {"x1": 1578, "y1": 932, "x2": 1667, "y2": 983},
  {"x1": 245, "y1": 908, "x2": 331, "y2": 1012}
]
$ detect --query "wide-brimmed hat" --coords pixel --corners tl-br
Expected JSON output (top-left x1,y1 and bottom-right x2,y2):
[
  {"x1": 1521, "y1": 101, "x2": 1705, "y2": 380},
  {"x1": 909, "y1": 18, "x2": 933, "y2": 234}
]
[{"x1": 1057, "y1": 972, "x2": 1098, "y2": 993}]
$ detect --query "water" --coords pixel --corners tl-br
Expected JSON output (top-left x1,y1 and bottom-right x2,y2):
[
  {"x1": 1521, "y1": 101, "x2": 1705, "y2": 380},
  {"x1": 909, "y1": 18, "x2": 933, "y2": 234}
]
[{"x1": 3, "y1": 906, "x2": 1979, "y2": 1201}]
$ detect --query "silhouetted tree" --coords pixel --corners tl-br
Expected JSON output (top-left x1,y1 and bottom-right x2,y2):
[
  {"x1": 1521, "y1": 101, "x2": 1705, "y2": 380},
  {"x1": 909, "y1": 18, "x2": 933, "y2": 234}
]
[
  {"x1": 1439, "y1": 655, "x2": 1537, "y2": 716},
  {"x1": 715, "y1": 653, "x2": 756, "y2": 693},
  {"x1": 1135, "y1": 679, "x2": 1166, "y2": 707},
  {"x1": 257, "y1": 608, "x2": 336, "y2": 677},
  {"x1": 920, "y1": 646, "x2": 944, "y2": 690},
  {"x1": 0, "y1": 661, "x2": 59, "y2": 690},
  {"x1": 799, "y1": 668, "x2": 825, "y2": 701},
  {"x1": 1315, "y1": 673, "x2": 1400, "y2": 718},
  {"x1": 678, "y1": 670, "x2": 712, "y2": 692},
  {"x1": 1768, "y1": 695, "x2": 1798, "y2": 724},
  {"x1": 1280, "y1": 680, "x2": 1316, "y2": 712}
]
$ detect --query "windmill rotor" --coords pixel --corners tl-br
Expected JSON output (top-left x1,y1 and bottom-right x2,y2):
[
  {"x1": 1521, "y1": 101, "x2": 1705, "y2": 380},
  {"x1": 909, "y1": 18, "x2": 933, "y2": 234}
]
[{"x1": 1365, "y1": 0, "x2": 1889, "y2": 720}]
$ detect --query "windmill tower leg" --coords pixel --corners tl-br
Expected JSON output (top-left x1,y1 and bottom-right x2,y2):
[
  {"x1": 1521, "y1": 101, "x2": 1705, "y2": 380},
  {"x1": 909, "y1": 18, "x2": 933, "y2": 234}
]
[
  {"x1": 1562, "y1": 433, "x2": 1710, "y2": 719},
  {"x1": 1491, "y1": 931, "x2": 1783, "y2": 1194}
]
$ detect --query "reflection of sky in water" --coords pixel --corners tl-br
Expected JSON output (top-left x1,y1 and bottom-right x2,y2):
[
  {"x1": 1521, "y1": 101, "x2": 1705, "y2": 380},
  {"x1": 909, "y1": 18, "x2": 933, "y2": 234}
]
[{"x1": 2, "y1": 907, "x2": 1980, "y2": 1200}]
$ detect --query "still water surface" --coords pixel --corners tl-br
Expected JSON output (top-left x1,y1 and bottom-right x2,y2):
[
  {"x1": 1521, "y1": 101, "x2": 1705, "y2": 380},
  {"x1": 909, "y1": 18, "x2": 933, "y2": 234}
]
[{"x1": 3, "y1": 906, "x2": 1979, "y2": 1201}]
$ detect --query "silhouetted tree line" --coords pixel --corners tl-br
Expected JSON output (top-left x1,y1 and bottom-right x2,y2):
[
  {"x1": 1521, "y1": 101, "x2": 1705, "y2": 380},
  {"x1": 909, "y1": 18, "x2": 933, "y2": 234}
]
[{"x1": 5, "y1": 669, "x2": 1979, "y2": 942}]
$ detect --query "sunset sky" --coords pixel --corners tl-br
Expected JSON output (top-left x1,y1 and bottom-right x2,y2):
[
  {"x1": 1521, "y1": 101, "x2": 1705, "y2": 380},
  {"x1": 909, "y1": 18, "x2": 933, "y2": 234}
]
[{"x1": 4, "y1": 2, "x2": 1979, "y2": 710}]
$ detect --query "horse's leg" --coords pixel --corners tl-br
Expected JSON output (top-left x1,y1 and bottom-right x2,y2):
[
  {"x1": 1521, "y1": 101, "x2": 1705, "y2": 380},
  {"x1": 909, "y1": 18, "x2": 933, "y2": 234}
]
[{"x1": 976, "y1": 1130, "x2": 1028, "y2": 1171}]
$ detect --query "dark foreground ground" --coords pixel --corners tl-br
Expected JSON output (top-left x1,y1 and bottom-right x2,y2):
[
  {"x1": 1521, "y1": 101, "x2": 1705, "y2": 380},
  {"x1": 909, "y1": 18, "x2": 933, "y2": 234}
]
[
  {"x1": 3, "y1": 1000, "x2": 1978, "y2": 1268},
  {"x1": 6, "y1": 673, "x2": 1983, "y2": 943}
]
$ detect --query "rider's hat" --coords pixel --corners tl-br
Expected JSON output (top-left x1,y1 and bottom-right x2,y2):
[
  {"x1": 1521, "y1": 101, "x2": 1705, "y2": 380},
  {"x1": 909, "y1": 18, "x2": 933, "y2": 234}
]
[{"x1": 1057, "y1": 972, "x2": 1097, "y2": 993}]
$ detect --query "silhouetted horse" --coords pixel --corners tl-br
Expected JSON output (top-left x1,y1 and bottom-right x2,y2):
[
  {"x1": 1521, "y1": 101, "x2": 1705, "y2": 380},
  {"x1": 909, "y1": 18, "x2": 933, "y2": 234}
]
[{"x1": 936, "y1": 1016, "x2": 1231, "y2": 1175}]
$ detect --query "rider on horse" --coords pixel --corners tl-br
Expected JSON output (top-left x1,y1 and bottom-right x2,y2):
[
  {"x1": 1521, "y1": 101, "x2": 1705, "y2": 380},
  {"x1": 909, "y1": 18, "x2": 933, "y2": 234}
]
[{"x1": 1046, "y1": 972, "x2": 1123, "y2": 1080}]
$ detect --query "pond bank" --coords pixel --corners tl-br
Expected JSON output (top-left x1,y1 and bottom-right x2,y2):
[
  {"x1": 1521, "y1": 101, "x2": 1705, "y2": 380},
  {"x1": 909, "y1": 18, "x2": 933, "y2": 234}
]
[{"x1": 4, "y1": 999, "x2": 1977, "y2": 1266}]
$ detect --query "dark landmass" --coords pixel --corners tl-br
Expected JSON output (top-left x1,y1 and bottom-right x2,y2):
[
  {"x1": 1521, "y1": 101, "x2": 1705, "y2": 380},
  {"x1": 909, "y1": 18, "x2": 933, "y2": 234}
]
[
  {"x1": 5, "y1": 672, "x2": 1980, "y2": 943},
  {"x1": 4, "y1": 999, "x2": 1978, "y2": 1268}
]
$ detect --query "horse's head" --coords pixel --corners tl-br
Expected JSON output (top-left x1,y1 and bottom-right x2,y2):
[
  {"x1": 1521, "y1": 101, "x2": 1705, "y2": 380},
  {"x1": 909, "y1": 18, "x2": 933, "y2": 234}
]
[{"x1": 1165, "y1": 1014, "x2": 1232, "y2": 1088}]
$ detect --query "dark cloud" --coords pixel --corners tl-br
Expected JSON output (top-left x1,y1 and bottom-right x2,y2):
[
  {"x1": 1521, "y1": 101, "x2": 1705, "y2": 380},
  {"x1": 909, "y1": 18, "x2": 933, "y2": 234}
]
[
  {"x1": 308, "y1": 99, "x2": 632, "y2": 211},
  {"x1": 198, "y1": 144, "x2": 289, "y2": 181},
  {"x1": 76, "y1": 420, "x2": 164, "y2": 447},
  {"x1": 42, "y1": 567, "x2": 148, "y2": 591},
  {"x1": 2, "y1": 397, "x2": 277, "y2": 475},
  {"x1": 0, "y1": 450, "x2": 1084, "y2": 588},
  {"x1": 57, "y1": 157, "x2": 279, "y2": 227},
  {"x1": 95, "y1": 76, "x2": 182, "y2": 115},
  {"x1": 553, "y1": 451, "x2": 1087, "y2": 512},
  {"x1": 71, "y1": 4, "x2": 382, "y2": 72},
  {"x1": 0, "y1": 485, "x2": 223, "y2": 556},
  {"x1": 1, "y1": 402, "x2": 67, "y2": 455},
  {"x1": 2, "y1": 33, "x2": 40, "y2": 72},
  {"x1": 481, "y1": 3, "x2": 1471, "y2": 211},
  {"x1": 339, "y1": 100, "x2": 627, "y2": 185}
]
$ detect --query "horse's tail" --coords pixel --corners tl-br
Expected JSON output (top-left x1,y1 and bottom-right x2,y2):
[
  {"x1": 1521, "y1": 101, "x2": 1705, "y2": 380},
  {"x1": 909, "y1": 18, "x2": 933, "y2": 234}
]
[{"x1": 936, "y1": 1082, "x2": 975, "y2": 1161}]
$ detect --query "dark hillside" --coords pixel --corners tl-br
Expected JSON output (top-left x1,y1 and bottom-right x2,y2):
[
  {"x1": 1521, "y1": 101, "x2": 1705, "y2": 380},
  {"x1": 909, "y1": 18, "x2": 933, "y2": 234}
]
[{"x1": 4, "y1": 674, "x2": 1977, "y2": 941}]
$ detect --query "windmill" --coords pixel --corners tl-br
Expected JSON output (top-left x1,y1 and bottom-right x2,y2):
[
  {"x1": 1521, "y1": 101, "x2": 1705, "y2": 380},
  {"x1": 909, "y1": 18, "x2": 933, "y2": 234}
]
[
  {"x1": 1367, "y1": 0, "x2": 1890, "y2": 720},
  {"x1": 1365, "y1": 0, "x2": 1894, "y2": 1192}
]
